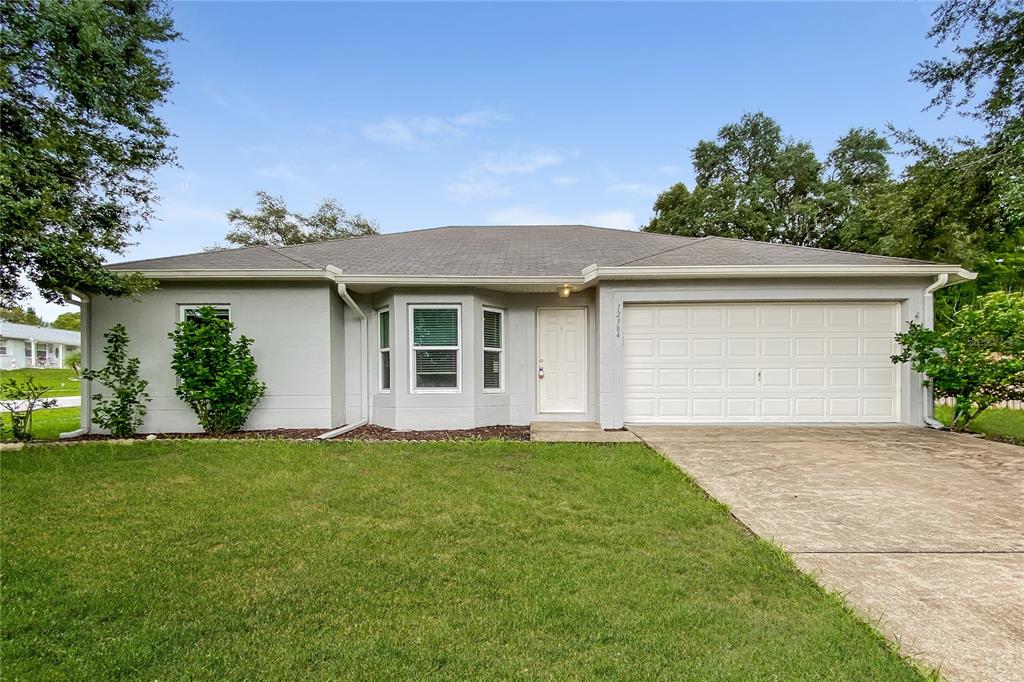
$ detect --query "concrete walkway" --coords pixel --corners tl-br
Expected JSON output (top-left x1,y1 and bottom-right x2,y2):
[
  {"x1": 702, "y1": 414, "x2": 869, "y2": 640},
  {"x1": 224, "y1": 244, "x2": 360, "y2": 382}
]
[
  {"x1": 631, "y1": 424, "x2": 1024, "y2": 682},
  {"x1": 530, "y1": 421, "x2": 640, "y2": 443},
  {"x1": 6, "y1": 395, "x2": 80, "y2": 411}
]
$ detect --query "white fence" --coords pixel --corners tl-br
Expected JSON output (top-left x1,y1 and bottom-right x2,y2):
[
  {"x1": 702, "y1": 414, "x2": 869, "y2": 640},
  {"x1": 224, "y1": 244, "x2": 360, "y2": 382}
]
[{"x1": 936, "y1": 397, "x2": 1023, "y2": 410}]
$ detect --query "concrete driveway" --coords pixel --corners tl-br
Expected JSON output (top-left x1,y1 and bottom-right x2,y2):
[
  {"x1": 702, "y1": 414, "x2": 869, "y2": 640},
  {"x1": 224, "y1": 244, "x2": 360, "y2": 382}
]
[{"x1": 630, "y1": 425, "x2": 1024, "y2": 682}]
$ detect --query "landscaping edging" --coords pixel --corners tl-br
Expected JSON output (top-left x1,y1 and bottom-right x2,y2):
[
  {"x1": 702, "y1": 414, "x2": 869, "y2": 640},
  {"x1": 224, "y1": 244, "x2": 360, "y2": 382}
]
[{"x1": 1, "y1": 424, "x2": 532, "y2": 449}]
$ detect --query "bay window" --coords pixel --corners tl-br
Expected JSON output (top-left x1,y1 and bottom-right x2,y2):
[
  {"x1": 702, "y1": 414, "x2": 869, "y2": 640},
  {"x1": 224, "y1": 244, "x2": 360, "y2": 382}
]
[
  {"x1": 378, "y1": 308, "x2": 390, "y2": 392},
  {"x1": 410, "y1": 305, "x2": 460, "y2": 391},
  {"x1": 483, "y1": 308, "x2": 504, "y2": 392}
]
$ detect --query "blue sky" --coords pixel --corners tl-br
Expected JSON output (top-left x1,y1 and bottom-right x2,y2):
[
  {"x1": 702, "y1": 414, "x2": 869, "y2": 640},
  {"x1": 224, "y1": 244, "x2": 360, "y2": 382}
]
[{"x1": 34, "y1": 1, "x2": 979, "y2": 318}]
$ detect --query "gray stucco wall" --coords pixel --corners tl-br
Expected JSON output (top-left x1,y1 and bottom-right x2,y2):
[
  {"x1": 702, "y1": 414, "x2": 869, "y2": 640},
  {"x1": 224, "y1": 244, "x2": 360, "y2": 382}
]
[
  {"x1": 85, "y1": 276, "x2": 936, "y2": 433},
  {"x1": 596, "y1": 277, "x2": 934, "y2": 429},
  {"x1": 366, "y1": 288, "x2": 597, "y2": 430},
  {"x1": 88, "y1": 281, "x2": 343, "y2": 432}
]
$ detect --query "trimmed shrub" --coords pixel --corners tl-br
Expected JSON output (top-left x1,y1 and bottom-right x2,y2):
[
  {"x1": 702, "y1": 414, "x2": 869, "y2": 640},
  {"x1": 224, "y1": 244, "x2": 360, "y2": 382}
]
[
  {"x1": 82, "y1": 324, "x2": 150, "y2": 438},
  {"x1": 892, "y1": 290, "x2": 1024, "y2": 431},
  {"x1": 169, "y1": 307, "x2": 266, "y2": 435}
]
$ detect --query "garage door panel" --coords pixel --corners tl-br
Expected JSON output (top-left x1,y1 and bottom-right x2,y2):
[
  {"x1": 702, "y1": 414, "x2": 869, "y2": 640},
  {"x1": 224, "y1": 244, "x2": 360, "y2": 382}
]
[
  {"x1": 659, "y1": 368, "x2": 689, "y2": 387},
  {"x1": 659, "y1": 338, "x2": 689, "y2": 358},
  {"x1": 623, "y1": 302, "x2": 900, "y2": 423},
  {"x1": 725, "y1": 307, "x2": 758, "y2": 328}
]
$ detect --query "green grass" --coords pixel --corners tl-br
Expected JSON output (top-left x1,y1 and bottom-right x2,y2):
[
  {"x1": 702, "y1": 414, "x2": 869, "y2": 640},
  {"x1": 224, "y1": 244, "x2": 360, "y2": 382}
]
[
  {"x1": 1, "y1": 406, "x2": 80, "y2": 442},
  {"x1": 0, "y1": 368, "x2": 81, "y2": 396},
  {"x1": 1, "y1": 441, "x2": 926, "y2": 680},
  {"x1": 934, "y1": 404, "x2": 1024, "y2": 445}
]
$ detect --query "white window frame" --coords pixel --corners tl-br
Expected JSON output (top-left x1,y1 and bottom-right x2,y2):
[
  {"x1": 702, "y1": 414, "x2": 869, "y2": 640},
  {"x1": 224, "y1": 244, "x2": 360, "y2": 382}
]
[
  {"x1": 179, "y1": 304, "x2": 231, "y2": 323},
  {"x1": 0, "y1": 338, "x2": 7, "y2": 356},
  {"x1": 482, "y1": 307, "x2": 505, "y2": 393},
  {"x1": 408, "y1": 304, "x2": 462, "y2": 394},
  {"x1": 377, "y1": 307, "x2": 391, "y2": 393}
]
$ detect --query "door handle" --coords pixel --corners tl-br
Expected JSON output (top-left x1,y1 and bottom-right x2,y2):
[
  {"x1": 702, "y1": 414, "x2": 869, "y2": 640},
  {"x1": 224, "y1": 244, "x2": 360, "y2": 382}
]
[{"x1": 538, "y1": 367, "x2": 544, "y2": 379}]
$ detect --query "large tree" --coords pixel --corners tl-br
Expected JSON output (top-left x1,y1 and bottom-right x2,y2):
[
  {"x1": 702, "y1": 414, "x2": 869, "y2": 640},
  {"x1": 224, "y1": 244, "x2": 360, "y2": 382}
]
[
  {"x1": 51, "y1": 311, "x2": 81, "y2": 331},
  {"x1": 0, "y1": 306, "x2": 45, "y2": 327},
  {"x1": 645, "y1": 113, "x2": 892, "y2": 248},
  {"x1": 1, "y1": 0, "x2": 179, "y2": 305},
  {"x1": 912, "y1": 0, "x2": 1022, "y2": 128},
  {"x1": 218, "y1": 191, "x2": 379, "y2": 248}
]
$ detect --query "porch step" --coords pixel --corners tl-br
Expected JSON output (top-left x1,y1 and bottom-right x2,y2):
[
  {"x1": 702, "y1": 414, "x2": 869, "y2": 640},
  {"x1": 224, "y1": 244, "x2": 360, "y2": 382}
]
[{"x1": 530, "y1": 421, "x2": 640, "y2": 443}]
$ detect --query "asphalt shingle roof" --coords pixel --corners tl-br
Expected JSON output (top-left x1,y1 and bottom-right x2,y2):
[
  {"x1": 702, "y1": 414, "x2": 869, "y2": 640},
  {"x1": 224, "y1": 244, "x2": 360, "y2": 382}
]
[{"x1": 108, "y1": 225, "x2": 935, "y2": 277}]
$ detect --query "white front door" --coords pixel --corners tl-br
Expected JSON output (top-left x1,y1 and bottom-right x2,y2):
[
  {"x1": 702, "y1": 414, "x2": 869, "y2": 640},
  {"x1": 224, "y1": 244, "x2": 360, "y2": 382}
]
[{"x1": 537, "y1": 308, "x2": 587, "y2": 413}]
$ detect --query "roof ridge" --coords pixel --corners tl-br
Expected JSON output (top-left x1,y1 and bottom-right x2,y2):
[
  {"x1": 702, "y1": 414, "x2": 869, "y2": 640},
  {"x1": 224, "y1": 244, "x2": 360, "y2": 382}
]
[
  {"x1": 701, "y1": 236, "x2": 936, "y2": 265},
  {"x1": 265, "y1": 245, "x2": 320, "y2": 269},
  {"x1": 613, "y1": 236, "x2": 710, "y2": 266}
]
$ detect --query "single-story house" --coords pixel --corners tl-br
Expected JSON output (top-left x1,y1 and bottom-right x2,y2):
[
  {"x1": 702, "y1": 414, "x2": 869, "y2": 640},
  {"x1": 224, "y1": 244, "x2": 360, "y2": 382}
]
[
  {"x1": 71, "y1": 225, "x2": 974, "y2": 435},
  {"x1": 0, "y1": 321, "x2": 80, "y2": 371}
]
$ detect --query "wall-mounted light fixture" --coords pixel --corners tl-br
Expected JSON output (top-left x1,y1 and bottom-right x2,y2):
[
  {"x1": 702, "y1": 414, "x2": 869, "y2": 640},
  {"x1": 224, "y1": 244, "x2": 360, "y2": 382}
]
[{"x1": 558, "y1": 283, "x2": 573, "y2": 298}]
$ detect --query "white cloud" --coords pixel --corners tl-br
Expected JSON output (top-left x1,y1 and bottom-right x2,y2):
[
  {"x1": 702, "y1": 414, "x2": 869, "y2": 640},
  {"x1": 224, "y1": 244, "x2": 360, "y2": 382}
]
[
  {"x1": 444, "y1": 179, "x2": 512, "y2": 200},
  {"x1": 585, "y1": 210, "x2": 637, "y2": 229},
  {"x1": 257, "y1": 162, "x2": 298, "y2": 181},
  {"x1": 479, "y1": 150, "x2": 564, "y2": 175},
  {"x1": 157, "y1": 201, "x2": 227, "y2": 227},
  {"x1": 361, "y1": 109, "x2": 507, "y2": 148},
  {"x1": 444, "y1": 147, "x2": 566, "y2": 201},
  {"x1": 552, "y1": 176, "x2": 579, "y2": 186},
  {"x1": 486, "y1": 205, "x2": 637, "y2": 229},
  {"x1": 608, "y1": 182, "x2": 661, "y2": 196}
]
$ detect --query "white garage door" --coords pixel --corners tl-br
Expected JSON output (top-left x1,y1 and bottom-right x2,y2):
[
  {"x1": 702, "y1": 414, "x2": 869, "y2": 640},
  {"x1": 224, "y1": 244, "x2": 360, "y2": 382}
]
[{"x1": 623, "y1": 302, "x2": 901, "y2": 423}]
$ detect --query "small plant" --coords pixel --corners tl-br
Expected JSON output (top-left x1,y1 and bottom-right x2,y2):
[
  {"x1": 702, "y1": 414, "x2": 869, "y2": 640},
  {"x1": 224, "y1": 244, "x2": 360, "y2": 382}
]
[
  {"x1": 892, "y1": 291, "x2": 1024, "y2": 432},
  {"x1": 65, "y1": 350, "x2": 82, "y2": 376},
  {"x1": 0, "y1": 378, "x2": 57, "y2": 441},
  {"x1": 169, "y1": 307, "x2": 266, "y2": 435},
  {"x1": 82, "y1": 324, "x2": 150, "y2": 438}
]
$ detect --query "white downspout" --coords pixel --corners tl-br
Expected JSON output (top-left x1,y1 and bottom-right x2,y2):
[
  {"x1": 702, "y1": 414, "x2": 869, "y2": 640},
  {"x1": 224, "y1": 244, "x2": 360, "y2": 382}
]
[
  {"x1": 59, "y1": 291, "x2": 91, "y2": 438},
  {"x1": 320, "y1": 270, "x2": 369, "y2": 439},
  {"x1": 921, "y1": 273, "x2": 949, "y2": 429}
]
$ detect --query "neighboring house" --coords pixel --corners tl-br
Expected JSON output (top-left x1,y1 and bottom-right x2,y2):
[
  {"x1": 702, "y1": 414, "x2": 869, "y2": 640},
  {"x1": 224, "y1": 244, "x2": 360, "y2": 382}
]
[
  {"x1": 76, "y1": 225, "x2": 973, "y2": 434},
  {"x1": 0, "y1": 321, "x2": 80, "y2": 371}
]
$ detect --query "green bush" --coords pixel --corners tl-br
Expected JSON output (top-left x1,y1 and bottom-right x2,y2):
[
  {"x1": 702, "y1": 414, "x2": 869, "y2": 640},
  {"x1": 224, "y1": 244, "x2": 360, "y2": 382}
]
[
  {"x1": 893, "y1": 290, "x2": 1024, "y2": 431},
  {"x1": 82, "y1": 324, "x2": 150, "y2": 438},
  {"x1": 0, "y1": 377, "x2": 57, "y2": 441},
  {"x1": 169, "y1": 307, "x2": 266, "y2": 435},
  {"x1": 64, "y1": 350, "x2": 82, "y2": 375}
]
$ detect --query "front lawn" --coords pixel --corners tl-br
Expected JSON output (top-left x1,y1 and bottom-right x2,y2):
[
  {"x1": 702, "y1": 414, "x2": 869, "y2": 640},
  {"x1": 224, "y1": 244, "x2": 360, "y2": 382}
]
[
  {"x1": 1, "y1": 406, "x2": 80, "y2": 442},
  {"x1": 934, "y1": 405, "x2": 1024, "y2": 445},
  {"x1": 0, "y1": 368, "x2": 80, "y2": 396},
  {"x1": 1, "y1": 441, "x2": 925, "y2": 680}
]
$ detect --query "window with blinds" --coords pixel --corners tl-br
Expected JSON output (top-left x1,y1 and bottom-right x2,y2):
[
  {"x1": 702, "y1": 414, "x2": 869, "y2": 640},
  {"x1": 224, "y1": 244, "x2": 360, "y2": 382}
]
[
  {"x1": 483, "y1": 308, "x2": 504, "y2": 392},
  {"x1": 410, "y1": 305, "x2": 460, "y2": 391},
  {"x1": 378, "y1": 309, "x2": 390, "y2": 392},
  {"x1": 179, "y1": 304, "x2": 230, "y2": 324}
]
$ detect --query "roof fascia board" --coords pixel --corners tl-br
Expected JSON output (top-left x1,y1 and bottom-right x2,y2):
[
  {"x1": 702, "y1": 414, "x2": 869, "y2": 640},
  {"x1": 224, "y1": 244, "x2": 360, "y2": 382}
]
[
  {"x1": 125, "y1": 264, "x2": 976, "y2": 285},
  {"x1": 586, "y1": 264, "x2": 976, "y2": 283}
]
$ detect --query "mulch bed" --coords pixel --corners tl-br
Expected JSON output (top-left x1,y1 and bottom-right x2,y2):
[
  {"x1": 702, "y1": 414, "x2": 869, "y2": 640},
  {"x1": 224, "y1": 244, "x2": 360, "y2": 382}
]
[
  {"x1": 59, "y1": 425, "x2": 531, "y2": 443},
  {"x1": 332, "y1": 424, "x2": 530, "y2": 442},
  {"x1": 68, "y1": 428, "x2": 327, "y2": 441}
]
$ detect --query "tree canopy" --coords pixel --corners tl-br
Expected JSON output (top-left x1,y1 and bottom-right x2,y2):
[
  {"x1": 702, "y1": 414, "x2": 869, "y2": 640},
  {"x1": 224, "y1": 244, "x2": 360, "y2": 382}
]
[
  {"x1": 912, "y1": 0, "x2": 1023, "y2": 128},
  {"x1": 1, "y1": 0, "x2": 179, "y2": 304},
  {"x1": 51, "y1": 312, "x2": 81, "y2": 331},
  {"x1": 218, "y1": 192, "x2": 379, "y2": 249},
  {"x1": 644, "y1": 113, "x2": 892, "y2": 249},
  {"x1": 0, "y1": 306, "x2": 45, "y2": 327}
]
